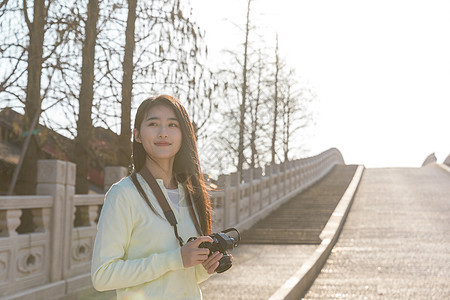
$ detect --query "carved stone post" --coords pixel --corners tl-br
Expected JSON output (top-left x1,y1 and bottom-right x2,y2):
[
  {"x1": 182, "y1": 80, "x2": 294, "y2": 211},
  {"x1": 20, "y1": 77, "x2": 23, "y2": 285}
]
[
  {"x1": 62, "y1": 161, "x2": 76, "y2": 279},
  {"x1": 253, "y1": 167, "x2": 262, "y2": 212},
  {"x1": 248, "y1": 169, "x2": 254, "y2": 216},
  {"x1": 36, "y1": 160, "x2": 67, "y2": 282},
  {"x1": 300, "y1": 160, "x2": 305, "y2": 189},
  {"x1": 273, "y1": 164, "x2": 280, "y2": 202},
  {"x1": 281, "y1": 162, "x2": 286, "y2": 197},
  {"x1": 222, "y1": 175, "x2": 231, "y2": 229},
  {"x1": 233, "y1": 172, "x2": 241, "y2": 225},
  {"x1": 266, "y1": 164, "x2": 273, "y2": 204},
  {"x1": 287, "y1": 161, "x2": 295, "y2": 192}
]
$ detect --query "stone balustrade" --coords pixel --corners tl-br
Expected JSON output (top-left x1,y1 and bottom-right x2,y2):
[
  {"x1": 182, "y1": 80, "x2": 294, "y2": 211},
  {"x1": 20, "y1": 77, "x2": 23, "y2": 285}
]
[
  {"x1": 211, "y1": 148, "x2": 345, "y2": 232},
  {"x1": 0, "y1": 148, "x2": 344, "y2": 299},
  {"x1": 0, "y1": 161, "x2": 127, "y2": 299},
  {"x1": 0, "y1": 195, "x2": 53, "y2": 297}
]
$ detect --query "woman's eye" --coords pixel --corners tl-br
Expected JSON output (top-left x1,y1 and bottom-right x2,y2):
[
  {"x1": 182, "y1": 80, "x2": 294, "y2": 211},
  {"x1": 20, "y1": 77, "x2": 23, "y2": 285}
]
[
  {"x1": 169, "y1": 123, "x2": 179, "y2": 127},
  {"x1": 148, "y1": 122, "x2": 157, "y2": 127}
]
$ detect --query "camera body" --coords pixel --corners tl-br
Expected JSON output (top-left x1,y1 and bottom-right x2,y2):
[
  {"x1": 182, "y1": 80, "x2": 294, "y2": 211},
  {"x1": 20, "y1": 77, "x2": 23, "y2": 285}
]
[{"x1": 189, "y1": 228, "x2": 240, "y2": 273}]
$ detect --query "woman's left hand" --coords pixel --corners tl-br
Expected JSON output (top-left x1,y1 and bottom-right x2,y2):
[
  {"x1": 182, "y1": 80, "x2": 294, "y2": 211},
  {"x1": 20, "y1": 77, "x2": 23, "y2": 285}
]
[{"x1": 202, "y1": 251, "x2": 223, "y2": 274}]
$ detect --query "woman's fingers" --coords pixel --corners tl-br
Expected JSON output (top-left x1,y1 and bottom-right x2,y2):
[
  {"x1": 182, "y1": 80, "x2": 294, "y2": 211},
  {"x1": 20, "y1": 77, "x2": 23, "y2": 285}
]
[
  {"x1": 203, "y1": 251, "x2": 220, "y2": 266},
  {"x1": 191, "y1": 236, "x2": 213, "y2": 248},
  {"x1": 206, "y1": 262, "x2": 219, "y2": 274},
  {"x1": 202, "y1": 251, "x2": 223, "y2": 274},
  {"x1": 181, "y1": 236, "x2": 213, "y2": 268},
  {"x1": 195, "y1": 252, "x2": 209, "y2": 263}
]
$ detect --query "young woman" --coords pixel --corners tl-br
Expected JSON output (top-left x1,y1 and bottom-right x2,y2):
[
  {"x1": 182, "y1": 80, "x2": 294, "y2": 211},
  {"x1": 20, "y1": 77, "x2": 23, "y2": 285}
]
[{"x1": 91, "y1": 95, "x2": 223, "y2": 299}]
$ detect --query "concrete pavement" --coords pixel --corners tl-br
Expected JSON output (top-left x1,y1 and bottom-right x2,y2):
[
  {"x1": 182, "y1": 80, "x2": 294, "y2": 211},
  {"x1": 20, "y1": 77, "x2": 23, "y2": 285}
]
[
  {"x1": 201, "y1": 165, "x2": 363, "y2": 300},
  {"x1": 304, "y1": 165, "x2": 450, "y2": 299}
]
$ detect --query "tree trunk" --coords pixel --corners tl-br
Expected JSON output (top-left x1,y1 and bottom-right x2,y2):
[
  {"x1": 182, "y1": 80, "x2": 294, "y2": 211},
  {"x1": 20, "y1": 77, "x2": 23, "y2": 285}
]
[
  {"x1": 250, "y1": 51, "x2": 262, "y2": 169},
  {"x1": 238, "y1": 0, "x2": 251, "y2": 174},
  {"x1": 283, "y1": 87, "x2": 290, "y2": 162},
  {"x1": 16, "y1": 0, "x2": 47, "y2": 195},
  {"x1": 285, "y1": 104, "x2": 291, "y2": 162},
  {"x1": 271, "y1": 33, "x2": 280, "y2": 164},
  {"x1": 75, "y1": 0, "x2": 99, "y2": 194},
  {"x1": 118, "y1": 0, "x2": 136, "y2": 168}
]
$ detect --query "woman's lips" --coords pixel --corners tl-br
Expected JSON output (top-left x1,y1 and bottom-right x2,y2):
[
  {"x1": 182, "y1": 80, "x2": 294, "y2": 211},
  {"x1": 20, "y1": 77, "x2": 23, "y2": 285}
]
[{"x1": 155, "y1": 142, "x2": 171, "y2": 146}]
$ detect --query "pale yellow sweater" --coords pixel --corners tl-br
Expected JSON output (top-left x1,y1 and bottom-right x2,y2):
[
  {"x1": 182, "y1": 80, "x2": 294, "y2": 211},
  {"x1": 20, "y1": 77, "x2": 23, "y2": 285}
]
[{"x1": 91, "y1": 174, "x2": 210, "y2": 299}]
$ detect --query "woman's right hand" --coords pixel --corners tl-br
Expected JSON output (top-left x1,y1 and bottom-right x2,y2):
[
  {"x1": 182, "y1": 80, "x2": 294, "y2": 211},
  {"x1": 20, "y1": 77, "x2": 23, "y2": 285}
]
[{"x1": 180, "y1": 236, "x2": 213, "y2": 268}]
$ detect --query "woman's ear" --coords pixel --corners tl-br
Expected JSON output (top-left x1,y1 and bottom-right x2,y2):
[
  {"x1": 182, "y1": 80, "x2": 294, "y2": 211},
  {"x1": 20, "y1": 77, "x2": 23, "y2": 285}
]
[{"x1": 134, "y1": 129, "x2": 142, "y2": 143}]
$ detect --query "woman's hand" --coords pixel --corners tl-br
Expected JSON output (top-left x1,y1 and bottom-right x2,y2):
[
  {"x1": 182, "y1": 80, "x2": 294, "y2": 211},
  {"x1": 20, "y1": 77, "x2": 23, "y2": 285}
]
[
  {"x1": 181, "y1": 236, "x2": 213, "y2": 268},
  {"x1": 202, "y1": 251, "x2": 223, "y2": 274}
]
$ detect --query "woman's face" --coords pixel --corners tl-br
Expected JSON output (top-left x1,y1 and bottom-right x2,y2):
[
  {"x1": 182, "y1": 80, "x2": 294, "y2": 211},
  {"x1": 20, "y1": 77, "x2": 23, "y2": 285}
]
[{"x1": 134, "y1": 104, "x2": 182, "y2": 165}]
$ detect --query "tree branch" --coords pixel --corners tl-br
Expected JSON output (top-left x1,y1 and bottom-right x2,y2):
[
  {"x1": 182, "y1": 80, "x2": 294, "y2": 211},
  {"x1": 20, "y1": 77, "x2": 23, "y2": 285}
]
[{"x1": 22, "y1": 0, "x2": 31, "y2": 30}]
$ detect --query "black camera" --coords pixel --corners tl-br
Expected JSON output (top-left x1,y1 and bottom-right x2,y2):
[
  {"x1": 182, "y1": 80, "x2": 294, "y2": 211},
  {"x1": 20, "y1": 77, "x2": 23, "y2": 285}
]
[{"x1": 189, "y1": 228, "x2": 240, "y2": 273}]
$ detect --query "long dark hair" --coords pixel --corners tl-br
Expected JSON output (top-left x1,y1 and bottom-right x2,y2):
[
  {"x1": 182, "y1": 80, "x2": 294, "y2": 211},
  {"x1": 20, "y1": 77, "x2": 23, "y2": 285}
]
[{"x1": 131, "y1": 95, "x2": 212, "y2": 235}]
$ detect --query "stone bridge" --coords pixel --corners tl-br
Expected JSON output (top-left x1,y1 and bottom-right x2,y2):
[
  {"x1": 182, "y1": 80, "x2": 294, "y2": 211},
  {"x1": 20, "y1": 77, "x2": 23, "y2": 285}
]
[
  {"x1": 1, "y1": 148, "x2": 350, "y2": 299},
  {"x1": 201, "y1": 159, "x2": 450, "y2": 300}
]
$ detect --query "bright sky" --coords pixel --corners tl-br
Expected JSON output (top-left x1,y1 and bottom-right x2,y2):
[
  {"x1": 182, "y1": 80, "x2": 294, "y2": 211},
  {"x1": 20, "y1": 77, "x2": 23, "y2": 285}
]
[{"x1": 190, "y1": 0, "x2": 450, "y2": 168}]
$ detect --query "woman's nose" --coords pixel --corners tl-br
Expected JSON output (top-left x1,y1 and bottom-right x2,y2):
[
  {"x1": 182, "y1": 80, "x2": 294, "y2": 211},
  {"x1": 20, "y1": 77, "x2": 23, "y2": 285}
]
[{"x1": 158, "y1": 127, "x2": 168, "y2": 138}]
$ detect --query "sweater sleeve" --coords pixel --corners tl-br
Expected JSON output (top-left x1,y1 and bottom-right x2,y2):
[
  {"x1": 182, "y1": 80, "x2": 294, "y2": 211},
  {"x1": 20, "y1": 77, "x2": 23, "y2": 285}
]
[
  {"x1": 194, "y1": 264, "x2": 212, "y2": 283},
  {"x1": 91, "y1": 185, "x2": 184, "y2": 291}
]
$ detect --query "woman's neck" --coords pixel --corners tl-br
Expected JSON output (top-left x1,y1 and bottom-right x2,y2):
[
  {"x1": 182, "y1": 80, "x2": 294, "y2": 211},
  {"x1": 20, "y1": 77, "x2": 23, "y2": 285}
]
[{"x1": 144, "y1": 159, "x2": 177, "y2": 189}]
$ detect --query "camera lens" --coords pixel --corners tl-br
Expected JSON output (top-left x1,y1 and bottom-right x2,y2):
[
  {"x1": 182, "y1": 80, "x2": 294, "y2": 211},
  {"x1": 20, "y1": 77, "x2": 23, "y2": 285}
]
[{"x1": 215, "y1": 255, "x2": 232, "y2": 273}]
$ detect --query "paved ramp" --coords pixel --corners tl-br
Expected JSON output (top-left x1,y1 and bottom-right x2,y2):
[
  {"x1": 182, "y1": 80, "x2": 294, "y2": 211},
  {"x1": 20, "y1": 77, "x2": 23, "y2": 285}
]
[
  {"x1": 304, "y1": 165, "x2": 450, "y2": 299},
  {"x1": 201, "y1": 165, "x2": 359, "y2": 299},
  {"x1": 241, "y1": 165, "x2": 358, "y2": 244}
]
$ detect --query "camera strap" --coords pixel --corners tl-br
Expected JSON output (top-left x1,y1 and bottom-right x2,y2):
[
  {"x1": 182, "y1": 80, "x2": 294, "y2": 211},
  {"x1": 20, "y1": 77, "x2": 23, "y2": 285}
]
[{"x1": 139, "y1": 166, "x2": 202, "y2": 247}]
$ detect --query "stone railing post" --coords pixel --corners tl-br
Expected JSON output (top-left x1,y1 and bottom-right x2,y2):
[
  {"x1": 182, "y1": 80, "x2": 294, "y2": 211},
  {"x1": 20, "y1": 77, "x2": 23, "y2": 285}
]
[
  {"x1": 233, "y1": 172, "x2": 241, "y2": 224},
  {"x1": 222, "y1": 175, "x2": 231, "y2": 229},
  {"x1": 266, "y1": 164, "x2": 273, "y2": 204},
  {"x1": 248, "y1": 169, "x2": 254, "y2": 216},
  {"x1": 62, "y1": 161, "x2": 76, "y2": 279},
  {"x1": 289, "y1": 161, "x2": 296, "y2": 192},
  {"x1": 274, "y1": 164, "x2": 280, "y2": 201},
  {"x1": 104, "y1": 166, "x2": 128, "y2": 192},
  {"x1": 253, "y1": 167, "x2": 262, "y2": 212},
  {"x1": 36, "y1": 160, "x2": 68, "y2": 283},
  {"x1": 281, "y1": 162, "x2": 286, "y2": 197}
]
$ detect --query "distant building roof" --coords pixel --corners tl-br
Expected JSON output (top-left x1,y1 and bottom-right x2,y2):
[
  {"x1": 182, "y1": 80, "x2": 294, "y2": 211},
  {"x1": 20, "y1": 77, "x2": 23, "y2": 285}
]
[{"x1": 0, "y1": 108, "x2": 122, "y2": 191}]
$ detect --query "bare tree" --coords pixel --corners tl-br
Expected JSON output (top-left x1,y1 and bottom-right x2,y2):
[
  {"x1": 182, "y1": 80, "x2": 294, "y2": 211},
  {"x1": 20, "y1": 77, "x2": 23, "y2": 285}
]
[
  {"x1": 281, "y1": 69, "x2": 297, "y2": 161},
  {"x1": 1, "y1": 0, "x2": 88, "y2": 194},
  {"x1": 284, "y1": 78, "x2": 314, "y2": 161},
  {"x1": 237, "y1": 0, "x2": 252, "y2": 174},
  {"x1": 271, "y1": 33, "x2": 281, "y2": 164},
  {"x1": 117, "y1": 0, "x2": 136, "y2": 168},
  {"x1": 74, "y1": 0, "x2": 99, "y2": 194},
  {"x1": 248, "y1": 49, "x2": 268, "y2": 169},
  {"x1": 14, "y1": 0, "x2": 48, "y2": 195},
  {"x1": 212, "y1": 0, "x2": 257, "y2": 175},
  {"x1": 96, "y1": 0, "x2": 216, "y2": 168}
]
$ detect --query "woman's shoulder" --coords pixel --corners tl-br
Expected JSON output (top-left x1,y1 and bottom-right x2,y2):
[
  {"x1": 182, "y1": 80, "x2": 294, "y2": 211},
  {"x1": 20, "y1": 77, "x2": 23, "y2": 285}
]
[
  {"x1": 104, "y1": 176, "x2": 140, "y2": 204},
  {"x1": 107, "y1": 176, "x2": 135, "y2": 193}
]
